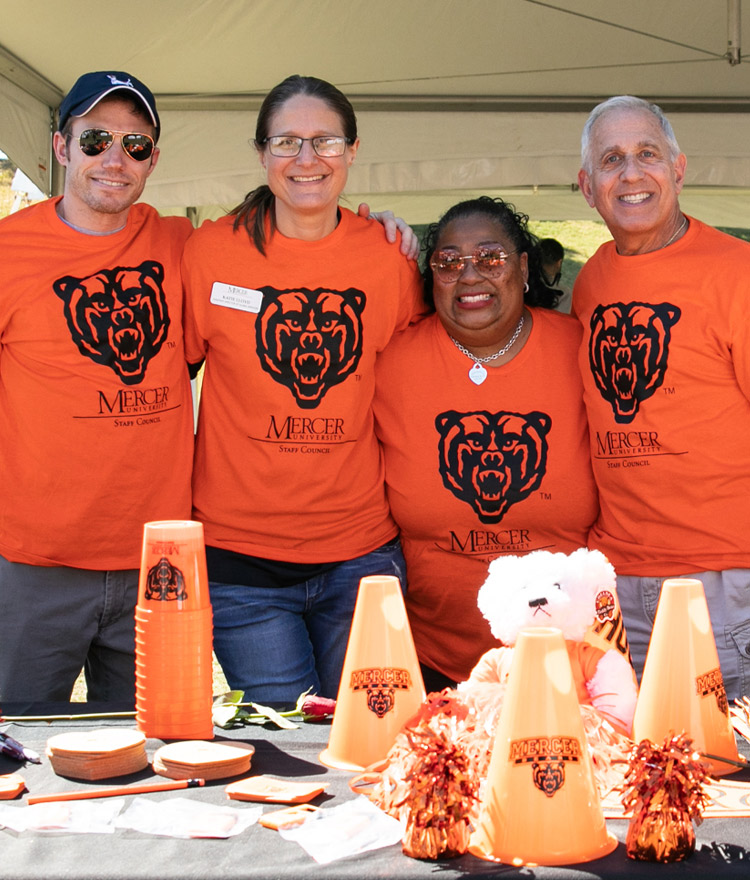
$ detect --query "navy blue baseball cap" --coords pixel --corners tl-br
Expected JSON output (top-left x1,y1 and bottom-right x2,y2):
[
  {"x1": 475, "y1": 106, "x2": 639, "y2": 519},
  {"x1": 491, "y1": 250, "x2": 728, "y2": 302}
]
[{"x1": 58, "y1": 71, "x2": 160, "y2": 141}]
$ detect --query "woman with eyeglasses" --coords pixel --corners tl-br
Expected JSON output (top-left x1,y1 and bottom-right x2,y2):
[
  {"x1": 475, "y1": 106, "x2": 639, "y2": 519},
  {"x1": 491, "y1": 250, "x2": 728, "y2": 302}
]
[
  {"x1": 182, "y1": 75, "x2": 423, "y2": 705},
  {"x1": 373, "y1": 197, "x2": 598, "y2": 692}
]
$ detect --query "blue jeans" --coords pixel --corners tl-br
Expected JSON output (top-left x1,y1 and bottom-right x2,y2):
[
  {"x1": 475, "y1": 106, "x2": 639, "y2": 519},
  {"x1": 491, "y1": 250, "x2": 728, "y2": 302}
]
[
  {"x1": 210, "y1": 538, "x2": 406, "y2": 704},
  {"x1": 0, "y1": 555, "x2": 137, "y2": 706}
]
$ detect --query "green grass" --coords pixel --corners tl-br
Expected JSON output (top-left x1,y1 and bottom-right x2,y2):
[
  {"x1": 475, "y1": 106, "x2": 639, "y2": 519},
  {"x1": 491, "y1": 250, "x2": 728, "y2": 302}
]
[
  {"x1": 528, "y1": 220, "x2": 613, "y2": 290},
  {"x1": 717, "y1": 226, "x2": 750, "y2": 242}
]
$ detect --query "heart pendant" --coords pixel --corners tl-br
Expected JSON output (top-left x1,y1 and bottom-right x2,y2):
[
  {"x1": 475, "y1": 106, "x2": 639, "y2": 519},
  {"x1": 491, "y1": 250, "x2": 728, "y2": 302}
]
[{"x1": 469, "y1": 362, "x2": 487, "y2": 385}]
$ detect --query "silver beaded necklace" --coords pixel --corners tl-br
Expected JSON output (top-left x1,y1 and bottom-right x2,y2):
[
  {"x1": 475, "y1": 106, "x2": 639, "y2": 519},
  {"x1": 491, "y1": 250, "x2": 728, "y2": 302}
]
[{"x1": 450, "y1": 314, "x2": 525, "y2": 385}]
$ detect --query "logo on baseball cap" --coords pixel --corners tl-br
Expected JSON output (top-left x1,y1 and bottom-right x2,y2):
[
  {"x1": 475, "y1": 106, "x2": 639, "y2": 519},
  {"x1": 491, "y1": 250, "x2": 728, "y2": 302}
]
[{"x1": 58, "y1": 71, "x2": 160, "y2": 141}]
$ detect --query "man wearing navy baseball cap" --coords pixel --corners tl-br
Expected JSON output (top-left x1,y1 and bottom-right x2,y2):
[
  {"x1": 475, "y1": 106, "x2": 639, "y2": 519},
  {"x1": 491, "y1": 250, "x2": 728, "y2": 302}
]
[
  {"x1": 0, "y1": 71, "x2": 194, "y2": 709},
  {"x1": 57, "y1": 70, "x2": 161, "y2": 137},
  {"x1": 52, "y1": 70, "x2": 164, "y2": 233}
]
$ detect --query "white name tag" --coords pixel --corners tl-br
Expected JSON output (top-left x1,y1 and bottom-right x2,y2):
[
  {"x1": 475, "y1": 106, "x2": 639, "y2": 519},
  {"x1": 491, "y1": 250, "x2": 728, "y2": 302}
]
[{"x1": 210, "y1": 282, "x2": 263, "y2": 313}]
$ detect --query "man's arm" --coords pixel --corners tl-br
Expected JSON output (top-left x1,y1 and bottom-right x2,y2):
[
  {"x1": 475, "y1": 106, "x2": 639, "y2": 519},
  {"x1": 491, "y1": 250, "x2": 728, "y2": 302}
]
[{"x1": 357, "y1": 203, "x2": 420, "y2": 261}]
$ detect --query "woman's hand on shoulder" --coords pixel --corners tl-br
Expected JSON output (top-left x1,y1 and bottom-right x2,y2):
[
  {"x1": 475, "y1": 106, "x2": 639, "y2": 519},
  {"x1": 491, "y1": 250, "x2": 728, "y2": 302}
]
[{"x1": 357, "y1": 203, "x2": 420, "y2": 261}]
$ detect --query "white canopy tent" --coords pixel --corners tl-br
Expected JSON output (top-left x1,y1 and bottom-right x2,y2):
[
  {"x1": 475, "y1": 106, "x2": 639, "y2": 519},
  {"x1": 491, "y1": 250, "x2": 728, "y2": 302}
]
[{"x1": 3, "y1": 0, "x2": 750, "y2": 224}]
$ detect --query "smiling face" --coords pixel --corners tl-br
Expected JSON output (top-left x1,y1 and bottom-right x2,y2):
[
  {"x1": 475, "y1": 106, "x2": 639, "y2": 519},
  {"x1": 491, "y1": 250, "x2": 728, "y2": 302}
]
[
  {"x1": 259, "y1": 94, "x2": 359, "y2": 239},
  {"x1": 53, "y1": 97, "x2": 159, "y2": 233},
  {"x1": 578, "y1": 107, "x2": 686, "y2": 255},
  {"x1": 431, "y1": 214, "x2": 529, "y2": 355}
]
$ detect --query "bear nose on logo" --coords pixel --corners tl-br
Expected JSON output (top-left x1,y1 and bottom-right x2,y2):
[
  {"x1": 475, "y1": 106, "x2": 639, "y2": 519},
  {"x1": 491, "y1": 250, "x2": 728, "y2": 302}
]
[
  {"x1": 300, "y1": 331, "x2": 323, "y2": 349},
  {"x1": 112, "y1": 307, "x2": 135, "y2": 327},
  {"x1": 480, "y1": 450, "x2": 503, "y2": 466},
  {"x1": 528, "y1": 597, "x2": 548, "y2": 608}
]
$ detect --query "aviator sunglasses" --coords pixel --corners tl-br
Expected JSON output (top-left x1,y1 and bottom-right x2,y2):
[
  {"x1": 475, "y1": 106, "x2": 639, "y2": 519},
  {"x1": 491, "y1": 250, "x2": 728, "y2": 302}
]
[
  {"x1": 72, "y1": 129, "x2": 155, "y2": 162},
  {"x1": 430, "y1": 246, "x2": 519, "y2": 283}
]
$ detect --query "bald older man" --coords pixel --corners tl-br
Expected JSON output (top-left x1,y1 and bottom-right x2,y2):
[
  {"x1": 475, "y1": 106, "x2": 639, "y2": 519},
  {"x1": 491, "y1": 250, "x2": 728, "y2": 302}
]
[{"x1": 573, "y1": 95, "x2": 750, "y2": 701}]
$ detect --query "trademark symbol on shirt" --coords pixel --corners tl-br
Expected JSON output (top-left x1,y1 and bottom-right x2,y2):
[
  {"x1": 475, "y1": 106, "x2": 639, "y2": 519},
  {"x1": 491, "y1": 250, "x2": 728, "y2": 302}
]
[{"x1": 663, "y1": 386, "x2": 676, "y2": 395}]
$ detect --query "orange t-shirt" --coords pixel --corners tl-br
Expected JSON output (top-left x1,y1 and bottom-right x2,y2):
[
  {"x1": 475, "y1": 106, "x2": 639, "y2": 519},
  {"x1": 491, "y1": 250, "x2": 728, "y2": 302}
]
[
  {"x1": 373, "y1": 309, "x2": 598, "y2": 681},
  {"x1": 0, "y1": 199, "x2": 194, "y2": 569},
  {"x1": 573, "y1": 218, "x2": 750, "y2": 575},
  {"x1": 182, "y1": 209, "x2": 423, "y2": 562}
]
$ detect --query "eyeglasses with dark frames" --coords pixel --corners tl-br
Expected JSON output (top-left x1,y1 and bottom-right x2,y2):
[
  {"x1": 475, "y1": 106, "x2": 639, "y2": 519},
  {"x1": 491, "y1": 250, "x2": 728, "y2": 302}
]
[{"x1": 260, "y1": 135, "x2": 353, "y2": 158}]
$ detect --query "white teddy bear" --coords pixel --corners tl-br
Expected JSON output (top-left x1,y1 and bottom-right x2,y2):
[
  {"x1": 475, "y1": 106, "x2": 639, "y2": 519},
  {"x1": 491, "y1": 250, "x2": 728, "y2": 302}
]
[{"x1": 465, "y1": 547, "x2": 638, "y2": 736}]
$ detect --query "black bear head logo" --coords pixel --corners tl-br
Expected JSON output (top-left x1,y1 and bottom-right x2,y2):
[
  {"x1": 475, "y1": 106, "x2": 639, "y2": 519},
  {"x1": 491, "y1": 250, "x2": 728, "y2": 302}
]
[
  {"x1": 532, "y1": 760, "x2": 565, "y2": 797},
  {"x1": 256, "y1": 286, "x2": 365, "y2": 408},
  {"x1": 366, "y1": 688, "x2": 395, "y2": 718},
  {"x1": 435, "y1": 410, "x2": 551, "y2": 523},
  {"x1": 589, "y1": 301, "x2": 681, "y2": 424},
  {"x1": 144, "y1": 557, "x2": 187, "y2": 602},
  {"x1": 53, "y1": 260, "x2": 170, "y2": 385}
]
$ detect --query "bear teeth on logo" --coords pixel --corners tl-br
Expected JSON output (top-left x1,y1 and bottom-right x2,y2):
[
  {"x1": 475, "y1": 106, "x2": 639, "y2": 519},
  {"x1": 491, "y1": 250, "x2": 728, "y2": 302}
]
[{"x1": 474, "y1": 470, "x2": 504, "y2": 504}]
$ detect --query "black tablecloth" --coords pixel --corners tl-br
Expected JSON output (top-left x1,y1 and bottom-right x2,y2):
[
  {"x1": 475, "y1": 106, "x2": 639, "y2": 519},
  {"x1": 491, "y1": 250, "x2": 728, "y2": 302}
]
[{"x1": 1, "y1": 706, "x2": 749, "y2": 880}]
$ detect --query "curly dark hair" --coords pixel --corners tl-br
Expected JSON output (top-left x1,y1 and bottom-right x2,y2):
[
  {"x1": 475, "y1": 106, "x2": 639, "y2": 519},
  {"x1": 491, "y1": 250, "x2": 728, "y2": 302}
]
[{"x1": 422, "y1": 197, "x2": 559, "y2": 310}]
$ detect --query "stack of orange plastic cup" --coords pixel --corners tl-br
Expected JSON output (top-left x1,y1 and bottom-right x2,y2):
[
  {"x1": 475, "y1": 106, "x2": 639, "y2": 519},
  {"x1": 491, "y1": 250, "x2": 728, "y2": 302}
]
[{"x1": 134, "y1": 520, "x2": 214, "y2": 740}]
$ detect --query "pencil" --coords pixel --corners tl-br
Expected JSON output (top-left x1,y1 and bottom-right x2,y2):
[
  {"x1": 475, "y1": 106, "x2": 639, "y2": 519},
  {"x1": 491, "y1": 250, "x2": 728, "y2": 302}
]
[{"x1": 27, "y1": 777, "x2": 205, "y2": 804}]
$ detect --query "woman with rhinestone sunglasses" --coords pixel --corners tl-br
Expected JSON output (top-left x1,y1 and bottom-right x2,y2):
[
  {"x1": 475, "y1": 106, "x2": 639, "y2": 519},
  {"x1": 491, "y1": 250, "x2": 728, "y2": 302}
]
[
  {"x1": 373, "y1": 196, "x2": 599, "y2": 692},
  {"x1": 182, "y1": 75, "x2": 423, "y2": 706}
]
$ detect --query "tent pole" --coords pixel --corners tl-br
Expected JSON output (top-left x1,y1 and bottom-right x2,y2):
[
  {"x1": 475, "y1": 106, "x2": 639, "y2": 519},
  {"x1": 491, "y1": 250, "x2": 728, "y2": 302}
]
[
  {"x1": 728, "y1": 0, "x2": 742, "y2": 65},
  {"x1": 49, "y1": 108, "x2": 63, "y2": 197}
]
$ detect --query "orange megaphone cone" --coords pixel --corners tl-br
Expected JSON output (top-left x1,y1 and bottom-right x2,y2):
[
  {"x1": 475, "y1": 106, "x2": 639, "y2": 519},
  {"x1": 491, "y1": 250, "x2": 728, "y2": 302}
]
[
  {"x1": 632, "y1": 578, "x2": 741, "y2": 776},
  {"x1": 469, "y1": 627, "x2": 618, "y2": 866},
  {"x1": 320, "y1": 575, "x2": 425, "y2": 771}
]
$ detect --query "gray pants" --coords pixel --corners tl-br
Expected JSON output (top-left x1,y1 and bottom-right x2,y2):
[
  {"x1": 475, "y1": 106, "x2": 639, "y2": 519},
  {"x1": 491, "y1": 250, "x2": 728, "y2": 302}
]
[
  {"x1": 616, "y1": 568, "x2": 750, "y2": 701},
  {"x1": 0, "y1": 555, "x2": 138, "y2": 706}
]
